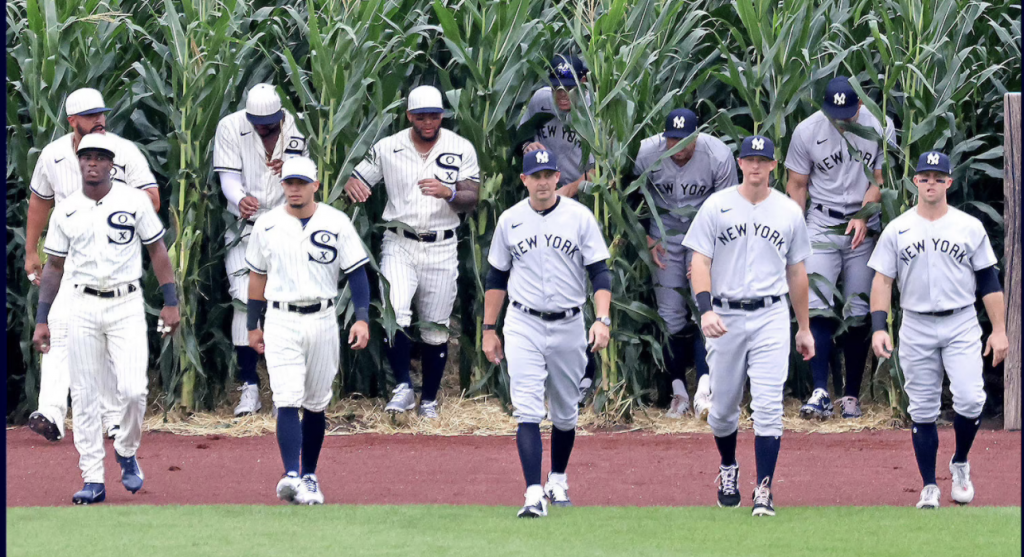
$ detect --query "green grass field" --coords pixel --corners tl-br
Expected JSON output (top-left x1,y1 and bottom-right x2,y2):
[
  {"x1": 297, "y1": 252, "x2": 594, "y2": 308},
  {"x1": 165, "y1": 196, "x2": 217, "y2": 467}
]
[{"x1": 7, "y1": 505, "x2": 1021, "y2": 557}]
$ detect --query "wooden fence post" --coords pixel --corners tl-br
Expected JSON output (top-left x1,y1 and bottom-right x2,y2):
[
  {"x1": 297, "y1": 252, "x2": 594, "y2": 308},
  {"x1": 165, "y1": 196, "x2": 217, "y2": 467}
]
[{"x1": 1004, "y1": 93, "x2": 1021, "y2": 431}]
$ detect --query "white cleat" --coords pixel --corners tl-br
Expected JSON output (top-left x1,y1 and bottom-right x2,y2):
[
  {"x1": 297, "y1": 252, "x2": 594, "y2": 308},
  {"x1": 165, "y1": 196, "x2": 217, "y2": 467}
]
[
  {"x1": 386, "y1": 383, "x2": 416, "y2": 414},
  {"x1": 517, "y1": 485, "x2": 548, "y2": 518},
  {"x1": 277, "y1": 472, "x2": 302, "y2": 504},
  {"x1": 694, "y1": 375, "x2": 712, "y2": 420},
  {"x1": 666, "y1": 394, "x2": 692, "y2": 419},
  {"x1": 916, "y1": 484, "x2": 941, "y2": 509},
  {"x1": 234, "y1": 383, "x2": 262, "y2": 416},
  {"x1": 949, "y1": 459, "x2": 975, "y2": 505},
  {"x1": 295, "y1": 473, "x2": 325, "y2": 505},
  {"x1": 544, "y1": 472, "x2": 572, "y2": 507}
]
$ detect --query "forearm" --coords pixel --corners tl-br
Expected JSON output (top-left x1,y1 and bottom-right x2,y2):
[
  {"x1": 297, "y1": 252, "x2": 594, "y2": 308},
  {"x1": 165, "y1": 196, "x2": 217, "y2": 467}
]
[
  {"x1": 863, "y1": 184, "x2": 881, "y2": 206},
  {"x1": 448, "y1": 180, "x2": 480, "y2": 214},
  {"x1": 690, "y1": 255, "x2": 712, "y2": 294},
  {"x1": 982, "y1": 292, "x2": 1006, "y2": 335},
  {"x1": 786, "y1": 175, "x2": 809, "y2": 212},
  {"x1": 36, "y1": 258, "x2": 65, "y2": 324},
  {"x1": 869, "y1": 273, "x2": 893, "y2": 313},
  {"x1": 26, "y1": 195, "x2": 54, "y2": 256},
  {"x1": 593, "y1": 289, "x2": 611, "y2": 318},
  {"x1": 483, "y1": 289, "x2": 507, "y2": 326},
  {"x1": 147, "y1": 240, "x2": 176, "y2": 288},
  {"x1": 786, "y1": 264, "x2": 810, "y2": 330}
]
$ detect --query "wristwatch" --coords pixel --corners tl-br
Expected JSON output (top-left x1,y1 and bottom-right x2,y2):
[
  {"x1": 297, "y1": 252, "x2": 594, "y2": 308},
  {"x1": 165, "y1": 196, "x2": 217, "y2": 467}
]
[
  {"x1": 483, "y1": 324, "x2": 497, "y2": 331},
  {"x1": 596, "y1": 316, "x2": 611, "y2": 327}
]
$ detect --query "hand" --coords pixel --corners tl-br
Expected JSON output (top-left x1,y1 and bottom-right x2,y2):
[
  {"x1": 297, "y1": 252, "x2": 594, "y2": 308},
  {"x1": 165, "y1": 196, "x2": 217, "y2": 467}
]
[
  {"x1": 795, "y1": 328, "x2": 815, "y2": 361},
  {"x1": 984, "y1": 330, "x2": 1009, "y2": 367},
  {"x1": 32, "y1": 324, "x2": 51, "y2": 353},
  {"x1": 872, "y1": 330, "x2": 893, "y2": 359},
  {"x1": 418, "y1": 178, "x2": 454, "y2": 200},
  {"x1": 349, "y1": 321, "x2": 370, "y2": 350},
  {"x1": 647, "y1": 236, "x2": 666, "y2": 270},
  {"x1": 483, "y1": 330, "x2": 504, "y2": 364},
  {"x1": 248, "y1": 329, "x2": 265, "y2": 355},
  {"x1": 25, "y1": 252, "x2": 42, "y2": 286},
  {"x1": 523, "y1": 142, "x2": 546, "y2": 154},
  {"x1": 588, "y1": 321, "x2": 610, "y2": 353},
  {"x1": 157, "y1": 306, "x2": 181, "y2": 338},
  {"x1": 846, "y1": 218, "x2": 868, "y2": 250},
  {"x1": 701, "y1": 311, "x2": 728, "y2": 339},
  {"x1": 267, "y1": 159, "x2": 284, "y2": 176},
  {"x1": 345, "y1": 178, "x2": 372, "y2": 203},
  {"x1": 239, "y1": 196, "x2": 260, "y2": 220}
]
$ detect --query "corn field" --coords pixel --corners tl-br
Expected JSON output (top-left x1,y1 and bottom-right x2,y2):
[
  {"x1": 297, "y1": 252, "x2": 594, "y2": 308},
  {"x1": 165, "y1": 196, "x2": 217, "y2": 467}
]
[{"x1": 6, "y1": 0, "x2": 1019, "y2": 422}]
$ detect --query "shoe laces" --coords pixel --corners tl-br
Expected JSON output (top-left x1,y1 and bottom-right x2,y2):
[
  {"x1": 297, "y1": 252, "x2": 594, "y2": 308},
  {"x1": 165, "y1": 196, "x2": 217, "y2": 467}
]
[
  {"x1": 715, "y1": 466, "x2": 738, "y2": 495},
  {"x1": 419, "y1": 401, "x2": 439, "y2": 418},
  {"x1": 837, "y1": 396, "x2": 860, "y2": 414},
  {"x1": 807, "y1": 389, "x2": 829, "y2": 406},
  {"x1": 752, "y1": 477, "x2": 772, "y2": 506},
  {"x1": 302, "y1": 474, "x2": 319, "y2": 493},
  {"x1": 951, "y1": 462, "x2": 970, "y2": 486},
  {"x1": 119, "y1": 455, "x2": 139, "y2": 476},
  {"x1": 546, "y1": 475, "x2": 569, "y2": 499}
]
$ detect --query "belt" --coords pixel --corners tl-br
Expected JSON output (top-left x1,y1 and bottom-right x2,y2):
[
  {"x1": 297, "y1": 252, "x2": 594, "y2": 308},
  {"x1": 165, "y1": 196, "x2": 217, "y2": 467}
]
[
  {"x1": 271, "y1": 300, "x2": 334, "y2": 314},
  {"x1": 244, "y1": 219, "x2": 256, "y2": 227},
  {"x1": 712, "y1": 295, "x2": 782, "y2": 311},
  {"x1": 511, "y1": 301, "x2": 581, "y2": 321},
  {"x1": 394, "y1": 228, "x2": 455, "y2": 243},
  {"x1": 79, "y1": 284, "x2": 138, "y2": 298},
  {"x1": 813, "y1": 204, "x2": 860, "y2": 220},
  {"x1": 910, "y1": 305, "x2": 972, "y2": 317}
]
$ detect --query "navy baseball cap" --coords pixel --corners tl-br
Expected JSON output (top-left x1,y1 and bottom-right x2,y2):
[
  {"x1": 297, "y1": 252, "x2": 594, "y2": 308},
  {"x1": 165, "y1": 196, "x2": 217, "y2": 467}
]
[
  {"x1": 523, "y1": 149, "x2": 558, "y2": 175},
  {"x1": 664, "y1": 108, "x2": 698, "y2": 139},
  {"x1": 549, "y1": 55, "x2": 588, "y2": 88},
  {"x1": 915, "y1": 151, "x2": 951, "y2": 175},
  {"x1": 738, "y1": 135, "x2": 775, "y2": 159},
  {"x1": 823, "y1": 76, "x2": 860, "y2": 120}
]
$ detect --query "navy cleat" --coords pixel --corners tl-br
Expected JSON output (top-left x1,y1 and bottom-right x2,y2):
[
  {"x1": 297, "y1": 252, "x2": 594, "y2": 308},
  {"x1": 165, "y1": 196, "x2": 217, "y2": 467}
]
[
  {"x1": 115, "y1": 452, "x2": 144, "y2": 493},
  {"x1": 28, "y1": 412, "x2": 61, "y2": 442},
  {"x1": 72, "y1": 483, "x2": 106, "y2": 505},
  {"x1": 716, "y1": 464, "x2": 741, "y2": 507},
  {"x1": 799, "y1": 388, "x2": 834, "y2": 420}
]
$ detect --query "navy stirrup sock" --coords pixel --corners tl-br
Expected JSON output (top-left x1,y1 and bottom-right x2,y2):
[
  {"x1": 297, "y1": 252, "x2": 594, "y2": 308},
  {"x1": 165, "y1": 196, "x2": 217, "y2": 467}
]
[
  {"x1": 301, "y1": 410, "x2": 327, "y2": 476},
  {"x1": 419, "y1": 342, "x2": 447, "y2": 403},
  {"x1": 235, "y1": 346, "x2": 260, "y2": 386},
  {"x1": 550, "y1": 427, "x2": 576, "y2": 475},
  {"x1": 952, "y1": 413, "x2": 981, "y2": 464},
  {"x1": 276, "y1": 407, "x2": 302, "y2": 475},
  {"x1": 517, "y1": 423, "x2": 543, "y2": 487},
  {"x1": 386, "y1": 330, "x2": 413, "y2": 387},
  {"x1": 714, "y1": 430, "x2": 738, "y2": 467},
  {"x1": 808, "y1": 316, "x2": 836, "y2": 391},
  {"x1": 911, "y1": 422, "x2": 939, "y2": 485},
  {"x1": 754, "y1": 435, "x2": 781, "y2": 487}
]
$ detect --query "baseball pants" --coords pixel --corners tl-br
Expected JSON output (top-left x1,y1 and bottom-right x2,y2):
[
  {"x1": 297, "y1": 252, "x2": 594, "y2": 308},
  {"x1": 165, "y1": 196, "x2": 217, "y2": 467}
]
[
  {"x1": 899, "y1": 308, "x2": 986, "y2": 423},
  {"x1": 504, "y1": 307, "x2": 587, "y2": 431},
  {"x1": 379, "y1": 230, "x2": 458, "y2": 345},
  {"x1": 263, "y1": 305, "x2": 340, "y2": 412},
  {"x1": 706, "y1": 301, "x2": 790, "y2": 438},
  {"x1": 805, "y1": 210, "x2": 875, "y2": 318},
  {"x1": 225, "y1": 222, "x2": 253, "y2": 347},
  {"x1": 67, "y1": 286, "x2": 149, "y2": 484},
  {"x1": 652, "y1": 238, "x2": 696, "y2": 335}
]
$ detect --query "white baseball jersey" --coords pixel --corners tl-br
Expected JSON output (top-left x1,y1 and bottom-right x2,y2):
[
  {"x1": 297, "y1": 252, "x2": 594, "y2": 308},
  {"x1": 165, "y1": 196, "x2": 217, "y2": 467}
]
[
  {"x1": 31, "y1": 132, "x2": 157, "y2": 203},
  {"x1": 785, "y1": 110, "x2": 884, "y2": 213},
  {"x1": 245, "y1": 203, "x2": 368, "y2": 303},
  {"x1": 488, "y1": 197, "x2": 610, "y2": 312},
  {"x1": 683, "y1": 187, "x2": 812, "y2": 300},
  {"x1": 42, "y1": 184, "x2": 166, "y2": 289},
  {"x1": 519, "y1": 87, "x2": 595, "y2": 186},
  {"x1": 633, "y1": 133, "x2": 737, "y2": 237},
  {"x1": 867, "y1": 206, "x2": 997, "y2": 313},
  {"x1": 213, "y1": 110, "x2": 309, "y2": 219},
  {"x1": 352, "y1": 128, "x2": 480, "y2": 232}
]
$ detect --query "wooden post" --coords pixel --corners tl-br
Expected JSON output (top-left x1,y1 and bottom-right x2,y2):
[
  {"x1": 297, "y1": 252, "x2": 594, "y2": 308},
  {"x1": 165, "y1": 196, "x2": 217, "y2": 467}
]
[{"x1": 1004, "y1": 93, "x2": 1021, "y2": 431}]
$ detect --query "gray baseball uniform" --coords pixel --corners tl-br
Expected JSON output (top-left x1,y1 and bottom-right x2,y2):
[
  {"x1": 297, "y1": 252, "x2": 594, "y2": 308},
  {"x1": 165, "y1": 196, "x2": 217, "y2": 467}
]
[
  {"x1": 867, "y1": 206, "x2": 996, "y2": 422},
  {"x1": 518, "y1": 88, "x2": 595, "y2": 187},
  {"x1": 488, "y1": 196, "x2": 610, "y2": 429},
  {"x1": 683, "y1": 187, "x2": 812, "y2": 437}
]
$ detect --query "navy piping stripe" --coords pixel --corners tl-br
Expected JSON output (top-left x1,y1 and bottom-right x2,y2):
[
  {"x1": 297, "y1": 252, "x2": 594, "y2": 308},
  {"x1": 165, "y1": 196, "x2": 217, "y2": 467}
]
[
  {"x1": 352, "y1": 169, "x2": 372, "y2": 187},
  {"x1": 343, "y1": 257, "x2": 370, "y2": 274},
  {"x1": 245, "y1": 258, "x2": 267, "y2": 274},
  {"x1": 214, "y1": 166, "x2": 243, "y2": 173},
  {"x1": 141, "y1": 229, "x2": 166, "y2": 245},
  {"x1": 43, "y1": 248, "x2": 68, "y2": 257},
  {"x1": 30, "y1": 187, "x2": 55, "y2": 200}
]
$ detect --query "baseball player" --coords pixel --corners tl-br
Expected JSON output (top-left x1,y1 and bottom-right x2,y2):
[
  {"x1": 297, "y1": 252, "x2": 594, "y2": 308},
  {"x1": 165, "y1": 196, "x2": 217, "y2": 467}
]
[
  {"x1": 683, "y1": 135, "x2": 814, "y2": 517},
  {"x1": 343, "y1": 85, "x2": 480, "y2": 419},
  {"x1": 25, "y1": 87, "x2": 160, "y2": 443},
  {"x1": 482, "y1": 149, "x2": 611, "y2": 518},
  {"x1": 32, "y1": 133, "x2": 180, "y2": 505},
  {"x1": 633, "y1": 108, "x2": 738, "y2": 418},
  {"x1": 214, "y1": 83, "x2": 308, "y2": 416},
  {"x1": 246, "y1": 157, "x2": 371, "y2": 505},
  {"x1": 868, "y1": 151, "x2": 1008, "y2": 509},
  {"x1": 786, "y1": 76, "x2": 885, "y2": 420}
]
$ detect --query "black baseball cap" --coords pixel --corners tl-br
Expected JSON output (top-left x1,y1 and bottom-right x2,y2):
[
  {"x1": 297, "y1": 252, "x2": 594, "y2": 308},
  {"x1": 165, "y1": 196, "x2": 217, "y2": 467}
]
[
  {"x1": 823, "y1": 76, "x2": 860, "y2": 120},
  {"x1": 664, "y1": 108, "x2": 698, "y2": 139},
  {"x1": 915, "y1": 151, "x2": 951, "y2": 175},
  {"x1": 738, "y1": 135, "x2": 775, "y2": 159},
  {"x1": 549, "y1": 55, "x2": 588, "y2": 89},
  {"x1": 523, "y1": 149, "x2": 558, "y2": 175}
]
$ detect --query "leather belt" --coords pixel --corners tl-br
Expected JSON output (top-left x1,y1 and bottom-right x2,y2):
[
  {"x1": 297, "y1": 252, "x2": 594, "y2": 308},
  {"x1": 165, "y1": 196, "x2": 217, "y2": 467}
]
[
  {"x1": 511, "y1": 301, "x2": 581, "y2": 321},
  {"x1": 813, "y1": 204, "x2": 859, "y2": 220},
  {"x1": 396, "y1": 228, "x2": 455, "y2": 243},
  {"x1": 272, "y1": 300, "x2": 334, "y2": 314},
  {"x1": 713, "y1": 295, "x2": 782, "y2": 311},
  {"x1": 910, "y1": 305, "x2": 972, "y2": 317},
  {"x1": 79, "y1": 284, "x2": 138, "y2": 298}
]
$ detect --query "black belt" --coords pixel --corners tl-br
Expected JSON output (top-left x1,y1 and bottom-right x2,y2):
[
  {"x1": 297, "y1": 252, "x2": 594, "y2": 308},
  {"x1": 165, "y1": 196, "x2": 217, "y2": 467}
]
[
  {"x1": 911, "y1": 305, "x2": 971, "y2": 317},
  {"x1": 272, "y1": 300, "x2": 334, "y2": 314},
  {"x1": 396, "y1": 228, "x2": 455, "y2": 243},
  {"x1": 813, "y1": 204, "x2": 859, "y2": 220},
  {"x1": 80, "y1": 284, "x2": 137, "y2": 298},
  {"x1": 512, "y1": 301, "x2": 581, "y2": 321},
  {"x1": 244, "y1": 219, "x2": 256, "y2": 227},
  {"x1": 712, "y1": 296, "x2": 782, "y2": 311}
]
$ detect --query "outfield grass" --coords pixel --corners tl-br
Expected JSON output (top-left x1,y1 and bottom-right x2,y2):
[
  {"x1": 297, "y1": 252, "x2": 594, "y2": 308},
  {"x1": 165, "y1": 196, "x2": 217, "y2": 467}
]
[{"x1": 7, "y1": 505, "x2": 1021, "y2": 557}]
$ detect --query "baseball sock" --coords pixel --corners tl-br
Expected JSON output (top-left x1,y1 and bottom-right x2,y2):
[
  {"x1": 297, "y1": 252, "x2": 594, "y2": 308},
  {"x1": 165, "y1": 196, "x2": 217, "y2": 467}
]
[
  {"x1": 911, "y1": 421, "x2": 939, "y2": 485},
  {"x1": 808, "y1": 316, "x2": 836, "y2": 391},
  {"x1": 665, "y1": 332, "x2": 691, "y2": 394},
  {"x1": 550, "y1": 426, "x2": 576, "y2": 474},
  {"x1": 754, "y1": 435, "x2": 781, "y2": 487},
  {"x1": 419, "y1": 342, "x2": 447, "y2": 403},
  {"x1": 300, "y1": 410, "x2": 326, "y2": 476},
  {"x1": 583, "y1": 352, "x2": 596, "y2": 381},
  {"x1": 516, "y1": 423, "x2": 543, "y2": 487},
  {"x1": 386, "y1": 330, "x2": 412, "y2": 388},
  {"x1": 235, "y1": 346, "x2": 260, "y2": 386},
  {"x1": 276, "y1": 407, "x2": 301, "y2": 475},
  {"x1": 714, "y1": 430, "x2": 738, "y2": 467},
  {"x1": 952, "y1": 413, "x2": 982, "y2": 464},
  {"x1": 842, "y1": 323, "x2": 871, "y2": 398}
]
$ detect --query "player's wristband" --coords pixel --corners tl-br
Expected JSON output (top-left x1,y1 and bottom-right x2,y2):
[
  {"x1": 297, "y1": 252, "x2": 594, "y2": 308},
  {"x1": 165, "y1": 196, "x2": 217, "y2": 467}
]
[
  {"x1": 695, "y1": 292, "x2": 712, "y2": 314},
  {"x1": 160, "y1": 283, "x2": 179, "y2": 307},
  {"x1": 871, "y1": 311, "x2": 888, "y2": 333},
  {"x1": 483, "y1": 324, "x2": 497, "y2": 331},
  {"x1": 36, "y1": 301, "x2": 52, "y2": 325},
  {"x1": 247, "y1": 299, "x2": 268, "y2": 331},
  {"x1": 447, "y1": 186, "x2": 458, "y2": 203}
]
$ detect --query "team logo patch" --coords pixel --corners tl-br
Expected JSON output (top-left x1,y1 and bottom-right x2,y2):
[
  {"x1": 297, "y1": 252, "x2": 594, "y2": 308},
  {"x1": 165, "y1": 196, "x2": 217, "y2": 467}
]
[
  {"x1": 308, "y1": 230, "x2": 338, "y2": 264},
  {"x1": 536, "y1": 151, "x2": 549, "y2": 164},
  {"x1": 833, "y1": 93, "x2": 846, "y2": 106},
  {"x1": 435, "y1": 153, "x2": 462, "y2": 184},
  {"x1": 555, "y1": 62, "x2": 572, "y2": 78},
  {"x1": 673, "y1": 116, "x2": 686, "y2": 129},
  {"x1": 751, "y1": 138, "x2": 765, "y2": 151},
  {"x1": 927, "y1": 153, "x2": 940, "y2": 165},
  {"x1": 107, "y1": 211, "x2": 137, "y2": 245}
]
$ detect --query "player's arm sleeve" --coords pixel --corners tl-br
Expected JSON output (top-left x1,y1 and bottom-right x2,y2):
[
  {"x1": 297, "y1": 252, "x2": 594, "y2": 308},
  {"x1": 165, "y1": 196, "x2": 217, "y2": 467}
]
[
  {"x1": 970, "y1": 227, "x2": 999, "y2": 271},
  {"x1": 783, "y1": 129, "x2": 812, "y2": 175},
  {"x1": 866, "y1": 226, "x2": 898, "y2": 278},
  {"x1": 124, "y1": 143, "x2": 158, "y2": 190},
  {"x1": 137, "y1": 196, "x2": 166, "y2": 245},
  {"x1": 786, "y1": 214, "x2": 813, "y2": 265},
  {"x1": 245, "y1": 224, "x2": 268, "y2": 274},
  {"x1": 344, "y1": 265, "x2": 371, "y2": 322},
  {"x1": 337, "y1": 215, "x2": 370, "y2": 274},
  {"x1": 352, "y1": 143, "x2": 382, "y2": 187},
  {"x1": 219, "y1": 171, "x2": 246, "y2": 207},
  {"x1": 580, "y1": 212, "x2": 611, "y2": 265},
  {"x1": 681, "y1": 204, "x2": 716, "y2": 259},
  {"x1": 42, "y1": 212, "x2": 69, "y2": 257},
  {"x1": 586, "y1": 261, "x2": 611, "y2": 292},
  {"x1": 213, "y1": 118, "x2": 242, "y2": 174},
  {"x1": 459, "y1": 145, "x2": 481, "y2": 182},
  {"x1": 485, "y1": 267, "x2": 511, "y2": 290},
  {"x1": 486, "y1": 216, "x2": 513, "y2": 272},
  {"x1": 30, "y1": 156, "x2": 55, "y2": 200}
]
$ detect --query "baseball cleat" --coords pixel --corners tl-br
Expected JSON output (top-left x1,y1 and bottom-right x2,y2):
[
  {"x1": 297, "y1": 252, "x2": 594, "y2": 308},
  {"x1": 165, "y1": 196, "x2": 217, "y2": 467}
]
[
  {"x1": 295, "y1": 473, "x2": 325, "y2": 505},
  {"x1": 949, "y1": 459, "x2": 975, "y2": 505},
  {"x1": 517, "y1": 486, "x2": 548, "y2": 518},
  {"x1": 836, "y1": 396, "x2": 862, "y2": 419},
  {"x1": 115, "y1": 452, "x2": 144, "y2": 493},
  {"x1": 799, "y1": 388, "x2": 834, "y2": 420},
  {"x1": 72, "y1": 483, "x2": 106, "y2": 505},
  {"x1": 666, "y1": 393, "x2": 692, "y2": 419},
  {"x1": 234, "y1": 383, "x2": 263, "y2": 416},
  {"x1": 105, "y1": 424, "x2": 120, "y2": 440},
  {"x1": 385, "y1": 383, "x2": 416, "y2": 414},
  {"x1": 544, "y1": 472, "x2": 572, "y2": 507},
  {"x1": 277, "y1": 472, "x2": 302, "y2": 504},
  {"x1": 694, "y1": 376, "x2": 712, "y2": 420},
  {"x1": 28, "y1": 412, "x2": 61, "y2": 442},
  {"x1": 418, "y1": 400, "x2": 440, "y2": 420},
  {"x1": 715, "y1": 464, "x2": 741, "y2": 508},
  {"x1": 751, "y1": 477, "x2": 775, "y2": 517},
  {"x1": 916, "y1": 484, "x2": 941, "y2": 509}
]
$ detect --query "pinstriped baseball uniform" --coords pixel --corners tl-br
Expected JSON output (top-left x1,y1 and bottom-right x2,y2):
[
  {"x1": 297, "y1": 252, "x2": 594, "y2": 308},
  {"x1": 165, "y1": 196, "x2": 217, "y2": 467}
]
[
  {"x1": 519, "y1": 88, "x2": 594, "y2": 187},
  {"x1": 246, "y1": 203, "x2": 368, "y2": 411},
  {"x1": 31, "y1": 131, "x2": 158, "y2": 437},
  {"x1": 43, "y1": 184, "x2": 165, "y2": 484},
  {"x1": 353, "y1": 128, "x2": 479, "y2": 345},
  {"x1": 214, "y1": 109, "x2": 308, "y2": 345}
]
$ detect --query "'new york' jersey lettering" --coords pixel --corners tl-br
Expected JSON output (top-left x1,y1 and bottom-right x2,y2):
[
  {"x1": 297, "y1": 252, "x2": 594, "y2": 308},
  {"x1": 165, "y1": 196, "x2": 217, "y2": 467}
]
[{"x1": 518, "y1": 87, "x2": 595, "y2": 186}]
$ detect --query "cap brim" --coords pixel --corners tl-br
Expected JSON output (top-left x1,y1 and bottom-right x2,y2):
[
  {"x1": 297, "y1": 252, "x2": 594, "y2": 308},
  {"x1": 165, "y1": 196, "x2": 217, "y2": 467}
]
[
  {"x1": 915, "y1": 165, "x2": 950, "y2": 175},
  {"x1": 281, "y1": 174, "x2": 315, "y2": 183},
  {"x1": 549, "y1": 77, "x2": 579, "y2": 89},
  {"x1": 664, "y1": 129, "x2": 696, "y2": 139},
  {"x1": 823, "y1": 104, "x2": 858, "y2": 120},
  {"x1": 739, "y1": 151, "x2": 774, "y2": 160},
  {"x1": 408, "y1": 107, "x2": 444, "y2": 114},
  {"x1": 246, "y1": 110, "x2": 284, "y2": 125},
  {"x1": 77, "y1": 147, "x2": 115, "y2": 158},
  {"x1": 72, "y1": 107, "x2": 112, "y2": 116},
  {"x1": 525, "y1": 164, "x2": 559, "y2": 175}
]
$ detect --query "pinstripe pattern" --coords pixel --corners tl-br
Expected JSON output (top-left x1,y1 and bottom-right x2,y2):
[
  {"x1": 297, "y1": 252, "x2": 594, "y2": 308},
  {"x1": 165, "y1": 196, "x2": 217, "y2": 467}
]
[
  {"x1": 225, "y1": 223, "x2": 253, "y2": 345},
  {"x1": 379, "y1": 231, "x2": 458, "y2": 345},
  {"x1": 30, "y1": 132, "x2": 157, "y2": 202},
  {"x1": 263, "y1": 308, "x2": 339, "y2": 411}
]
